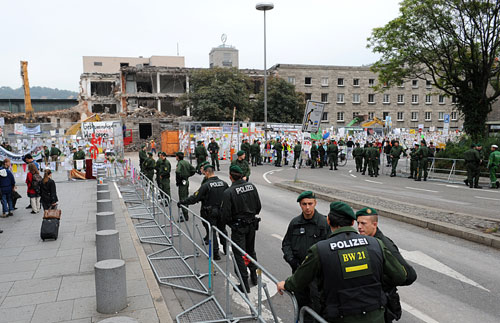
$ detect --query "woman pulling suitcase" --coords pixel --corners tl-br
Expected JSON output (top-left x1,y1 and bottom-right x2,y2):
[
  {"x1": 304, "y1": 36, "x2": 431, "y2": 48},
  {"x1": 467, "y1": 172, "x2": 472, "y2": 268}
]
[{"x1": 40, "y1": 169, "x2": 60, "y2": 241}]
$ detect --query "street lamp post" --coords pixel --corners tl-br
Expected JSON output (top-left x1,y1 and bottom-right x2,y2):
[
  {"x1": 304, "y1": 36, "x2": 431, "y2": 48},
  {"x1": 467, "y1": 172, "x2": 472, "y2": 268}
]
[{"x1": 256, "y1": 2, "x2": 274, "y2": 140}]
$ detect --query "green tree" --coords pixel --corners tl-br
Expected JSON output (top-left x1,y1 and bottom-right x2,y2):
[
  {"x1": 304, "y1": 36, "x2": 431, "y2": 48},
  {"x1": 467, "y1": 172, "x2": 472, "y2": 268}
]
[
  {"x1": 182, "y1": 68, "x2": 254, "y2": 121},
  {"x1": 254, "y1": 77, "x2": 305, "y2": 123},
  {"x1": 368, "y1": 0, "x2": 500, "y2": 140}
]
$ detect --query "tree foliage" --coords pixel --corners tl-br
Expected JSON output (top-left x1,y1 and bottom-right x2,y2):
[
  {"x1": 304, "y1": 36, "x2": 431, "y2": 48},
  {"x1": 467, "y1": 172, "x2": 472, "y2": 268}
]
[
  {"x1": 368, "y1": 0, "x2": 500, "y2": 140},
  {"x1": 182, "y1": 68, "x2": 254, "y2": 121},
  {"x1": 254, "y1": 77, "x2": 305, "y2": 123}
]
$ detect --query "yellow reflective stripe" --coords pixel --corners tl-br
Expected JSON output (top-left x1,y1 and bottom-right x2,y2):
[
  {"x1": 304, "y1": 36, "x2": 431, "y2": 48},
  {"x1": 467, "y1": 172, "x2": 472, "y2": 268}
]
[{"x1": 345, "y1": 264, "x2": 368, "y2": 272}]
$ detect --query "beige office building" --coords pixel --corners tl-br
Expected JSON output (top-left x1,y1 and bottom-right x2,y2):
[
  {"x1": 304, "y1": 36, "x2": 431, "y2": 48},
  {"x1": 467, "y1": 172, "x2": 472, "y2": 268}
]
[{"x1": 270, "y1": 64, "x2": 463, "y2": 131}]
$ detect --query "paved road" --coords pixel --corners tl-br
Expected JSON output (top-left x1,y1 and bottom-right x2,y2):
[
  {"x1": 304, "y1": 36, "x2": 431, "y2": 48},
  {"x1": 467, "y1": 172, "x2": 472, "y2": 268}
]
[{"x1": 126, "y1": 153, "x2": 500, "y2": 322}]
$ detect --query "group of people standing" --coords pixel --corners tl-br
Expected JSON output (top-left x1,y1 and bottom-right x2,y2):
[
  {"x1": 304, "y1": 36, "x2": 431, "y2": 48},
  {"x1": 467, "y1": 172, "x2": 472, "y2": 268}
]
[{"x1": 464, "y1": 143, "x2": 500, "y2": 189}]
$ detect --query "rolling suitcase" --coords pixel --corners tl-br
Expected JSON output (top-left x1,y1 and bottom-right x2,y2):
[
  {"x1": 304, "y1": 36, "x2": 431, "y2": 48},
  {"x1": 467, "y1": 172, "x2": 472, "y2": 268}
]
[{"x1": 41, "y1": 218, "x2": 59, "y2": 241}]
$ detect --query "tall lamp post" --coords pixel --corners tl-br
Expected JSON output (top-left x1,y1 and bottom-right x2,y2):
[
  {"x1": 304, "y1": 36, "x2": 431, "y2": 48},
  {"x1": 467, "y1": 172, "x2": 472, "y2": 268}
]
[{"x1": 256, "y1": 2, "x2": 274, "y2": 140}]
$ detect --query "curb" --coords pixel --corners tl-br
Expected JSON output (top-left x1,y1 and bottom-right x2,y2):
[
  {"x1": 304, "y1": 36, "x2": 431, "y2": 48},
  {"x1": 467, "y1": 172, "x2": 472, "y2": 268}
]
[
  {"x1": 116, "y1": 182, "x2": 173, "y2": 323},
  {"x1": 275, "y1": 181, "x2": 500, "y2": 250}
]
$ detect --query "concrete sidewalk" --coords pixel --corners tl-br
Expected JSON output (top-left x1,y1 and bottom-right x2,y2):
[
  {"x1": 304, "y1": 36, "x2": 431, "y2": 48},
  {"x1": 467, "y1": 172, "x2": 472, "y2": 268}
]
[{"x1": 0, "y1": 171, "x2": 167, "y2": 323}]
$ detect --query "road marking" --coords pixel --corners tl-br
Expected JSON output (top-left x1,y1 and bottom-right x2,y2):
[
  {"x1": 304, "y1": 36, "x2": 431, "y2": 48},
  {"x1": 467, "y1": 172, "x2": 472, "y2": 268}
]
[
  {"x1": 400, "y1": 249, "x2": 489, "y2": 292},
  {"x1": 365, "y1": 179, "x2": 383, "y2": 184},
  {"x1": 474, "y1": 196, "x2": 500, "y2": 201},
  {"x1": 271, "y1": 233, "x2": 284, "y2": 241},
  {"x1": 349, "y1": 170, "x2": 352, "y2": 173},
  {"x1": 446, "y1": 184, "x2": 460, "y2": 188},
  {"x1": 262, "y1": 170, "x2": 275, "y2": 184},
  {"x1": 401, "y1": 302, "x2": 439, "y2": 323},
  {"x1": 114, "y1": 182, "x2": 123, "y2": 199},
  {"x1": 350, "y1": 174, "x2": 357, "y2": 178},
  {"x1": 405, "y1": 187, "x2": 439, "y2": 193},
  {"x1": 478, "y1": 189, "x2": 500, "y2": 194}
]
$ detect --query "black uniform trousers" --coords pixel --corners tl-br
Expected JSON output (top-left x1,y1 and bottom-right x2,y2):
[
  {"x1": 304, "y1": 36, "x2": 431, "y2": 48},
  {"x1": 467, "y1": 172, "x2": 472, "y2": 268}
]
[
  {"x1": 210, "y1": 153, "x2": 220, "y2": 170},
  {"x1": 231, "y1": 223, "x2": 258, "y2": 281},
  {"x1": 203, "y1": 208, "x2": 227, "y2": 253}
]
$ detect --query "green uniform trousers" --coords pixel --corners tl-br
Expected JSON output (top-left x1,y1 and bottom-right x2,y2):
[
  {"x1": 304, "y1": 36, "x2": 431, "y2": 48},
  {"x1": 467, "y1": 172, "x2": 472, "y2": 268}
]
[
  {"x1": 159, "y1": 178, "x2": 170, "y2": 198},
  {"x1": 355, "y1": 156, "x2": 363, "y2": 172},
  {"x1": 466, "y1": 163, "x2": 480, "y2": 187},
  {"x1": 178, "y1": 184, "x2": 189, "y2": 219},
  {"x1": 369, "y1": 159, "x2": 379, "y2": 176},
  {"x1": 391, "y1": 157, "x2": 400, "y2": 175},
  {"x1": 328, "y1": 154, "x2": 338, "y2": 169},
  {"x1": 410, "y1": 160, "x2": 418, "y2": 178},
  {"x1": 418, "y1": 158, "x2": 428, "y2": 179},
  {"x1": 210, "y1": 153, "x2": 220, "y2": 170},
  {"x1": 490, "y1": 165, "x2": 499, "y2": 187}
]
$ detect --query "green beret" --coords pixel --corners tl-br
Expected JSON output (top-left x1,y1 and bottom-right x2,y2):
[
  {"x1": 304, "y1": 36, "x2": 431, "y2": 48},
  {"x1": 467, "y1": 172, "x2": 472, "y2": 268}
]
[
  {"x1": 329, "y1": 201, "x2": 355, "y2": 220},
  {"x1": 203, "y1": 164, "x2": 215, "y2": 171},
  {"x1": 237, "y1": 150, "x2": 245, "y2": 156},
  {"x1": 297, "y1": 191, "x2": 316, "y2": 202},
  {"x1": 147, "y1": 152, "x2": 153, "y2": 156},
  {"x1": 199, "y1": 161, "x2": 209, "y2": 168},
  {"x1": 141, "y1": 145, "x2": 146, "y2": 148},
  {"x1": 160, "y1": 152, "x2": 167, "y2": 156},
  {"x1": 355, "y1": 207, "x2": 378, "y2": 218},
  {"x1": 175, "y1": 151, "x2": 184, "y2": 157},
  {"x1": 229, "y1": 165, "x2": 243, "y2": 174}
]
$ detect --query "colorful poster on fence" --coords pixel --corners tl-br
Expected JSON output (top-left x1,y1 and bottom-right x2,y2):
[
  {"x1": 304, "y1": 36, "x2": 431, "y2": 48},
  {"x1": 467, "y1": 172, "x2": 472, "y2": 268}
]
[{"x1": 81, "y1": 121, "x2": 118, "y2": 139}]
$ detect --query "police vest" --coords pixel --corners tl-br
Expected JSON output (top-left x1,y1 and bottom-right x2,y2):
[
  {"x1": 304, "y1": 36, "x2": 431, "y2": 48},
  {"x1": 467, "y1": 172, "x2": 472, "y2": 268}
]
[{"x1": 316, "y1": 231, "x2": 386, "y2": 320}]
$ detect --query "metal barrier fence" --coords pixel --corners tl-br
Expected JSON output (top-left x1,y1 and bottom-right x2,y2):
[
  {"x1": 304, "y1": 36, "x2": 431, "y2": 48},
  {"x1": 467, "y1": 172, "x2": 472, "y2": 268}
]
[
  {"x1": 299, "y1": 307, "x2": 328, "y2": 323},
  {"x1": 116, "y1": 164, "x2": 300, "y2": 322}
]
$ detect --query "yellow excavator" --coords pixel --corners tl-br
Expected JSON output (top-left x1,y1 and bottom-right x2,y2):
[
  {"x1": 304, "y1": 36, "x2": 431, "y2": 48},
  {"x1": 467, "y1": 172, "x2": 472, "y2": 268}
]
[
  {"x1": 66, "y1": 113, "x2": 101, "y2": 135},
  {"x1": 361, "y1": 116, "x2": 385, "y2": 127},
  {"x1": 20, "y1": 61, "x2": 35, "y2": 123}
]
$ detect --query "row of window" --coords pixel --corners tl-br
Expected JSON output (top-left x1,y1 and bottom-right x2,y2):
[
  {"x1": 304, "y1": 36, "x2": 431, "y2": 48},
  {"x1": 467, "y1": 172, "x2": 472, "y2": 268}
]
[
  {"x1": 291, "y1": 77, "x2": 432, "y2": 88},
  {"x1": 325, "y1": 111, "x2": 458, "y2": 122},
  {"x1": 307, "y1": 93, "x2": 450, "y2": 105}
]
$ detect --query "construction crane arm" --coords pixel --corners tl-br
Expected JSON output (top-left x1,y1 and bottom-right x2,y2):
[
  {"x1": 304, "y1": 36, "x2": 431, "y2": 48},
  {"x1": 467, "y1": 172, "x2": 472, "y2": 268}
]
[
  {"x1": 20, "y1": 61, "x2": 35, "y2": 122},
  {"x1": 66, "y1": 114, "x2": 101, "y2": 135}
]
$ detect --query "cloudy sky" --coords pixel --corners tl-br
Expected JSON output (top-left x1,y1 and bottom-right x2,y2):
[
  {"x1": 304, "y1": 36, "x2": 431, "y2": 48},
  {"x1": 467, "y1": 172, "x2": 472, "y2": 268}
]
[{"x1": 1, "y1": 0, "x2": 401, "y2": 92}]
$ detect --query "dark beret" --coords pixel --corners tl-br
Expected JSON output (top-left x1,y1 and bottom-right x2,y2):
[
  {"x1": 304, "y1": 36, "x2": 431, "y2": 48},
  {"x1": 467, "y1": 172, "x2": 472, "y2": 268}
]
[
  {"x1": 297, "y1": 191, "x2": 316, "y2": 202},
  {"x1": 329, "y1": 201, "x2": 355, "y2": 220},
  {"x1": 229, "y1": 165, "x2": 243, "y2": 174},
  {"x1": 355, "y1": 207, "x2": 378, "y2": 218}
]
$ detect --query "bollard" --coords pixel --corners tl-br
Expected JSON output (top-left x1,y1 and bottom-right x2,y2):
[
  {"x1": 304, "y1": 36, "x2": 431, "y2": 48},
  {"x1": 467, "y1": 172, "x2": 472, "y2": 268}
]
[
  {"x1": 96, "y1": 211, "x2": 115, "y2": 231},
  {"x1": 96, "y1": 229, "x2": 120, "y2": 261},
  {"x1": 95, "y1": 259, "x2": 127, "y2": 314},
  {"x1": 98, "y1": 317, "x2": 139, "y2": 323},
  {"x1": 97, "y1": 199, "x2": 113, "y2": 213},
  {"x1": 97, "y1": 183, "x2": 109, "y2": 191},
  {"x1": 97, "y1": 190, "x2": 111, "y2": 200}
]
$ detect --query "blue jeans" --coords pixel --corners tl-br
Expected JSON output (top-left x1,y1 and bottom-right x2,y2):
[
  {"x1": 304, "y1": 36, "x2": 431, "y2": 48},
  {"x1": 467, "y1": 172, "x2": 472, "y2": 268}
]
[{"x1": 1, "y1": 192, "x2": 13, "y2": 214}]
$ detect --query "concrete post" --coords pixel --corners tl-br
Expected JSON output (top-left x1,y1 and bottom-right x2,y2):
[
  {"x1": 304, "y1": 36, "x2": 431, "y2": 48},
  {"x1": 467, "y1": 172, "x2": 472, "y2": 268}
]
[
  {"x1": 97, "y1": 190, "x2": 110, "y2": 200},
  {"x1": 97, "y1": 183, "x2": 109, "y2": 191},
  {"x1": 97, "y1": 199, "x2": 113, "y2": 213},
  {"x1": 96, "y1": 212, "x2": 115, "y2": 231},
  {"x1": 96, "y1": 229, "x2": 120, "y2": 261},
  {"x1": 95, "y1": 259, "x2": 127, "y2": 314}
]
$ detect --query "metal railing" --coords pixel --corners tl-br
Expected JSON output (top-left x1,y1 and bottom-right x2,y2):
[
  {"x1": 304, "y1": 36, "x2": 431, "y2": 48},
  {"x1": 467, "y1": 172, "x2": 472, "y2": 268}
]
[
  {"x1": 116, "y1": 164, "x2": 299, "y2": 322},
  {"x1": 299, "y1": 306, "x2": 328, "y2": 323}
]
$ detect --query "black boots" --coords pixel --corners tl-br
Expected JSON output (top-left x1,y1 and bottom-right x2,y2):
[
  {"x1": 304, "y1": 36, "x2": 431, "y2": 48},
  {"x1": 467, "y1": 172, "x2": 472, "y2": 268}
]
[{"x1": 234, "y1": 279, "x2": 250, "y2": 293}]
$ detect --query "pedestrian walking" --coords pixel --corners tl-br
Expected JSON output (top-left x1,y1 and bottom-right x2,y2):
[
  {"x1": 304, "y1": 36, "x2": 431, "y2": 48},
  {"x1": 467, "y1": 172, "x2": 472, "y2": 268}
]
[
  {"x1": 221, "y1": 165, "x2": 262, "y2": 293},
  {"x1": 175, "y1": 152, "x2": 196, "y2": 221},
  {"x1": 26, "y1": 163, "x2": 42, "y2": 214},
  {"x1": 40, "y1": 169, "x2": 58, "y2": 211},
  {"x1": 356, "y1": 207, "x2": 417, "y2": 322},
  {"x1": 276, "y1": 201, "x2": 407, "y2": 323},
  {"x1": 0, "y1": 158, "x2": 15, "y2": 217},
  {"x1": 150, "y1": 139, "x2": 156, "y2": 154},
  {"x1": 282, "y1": 191, "x2": 329, "y2": 317}
]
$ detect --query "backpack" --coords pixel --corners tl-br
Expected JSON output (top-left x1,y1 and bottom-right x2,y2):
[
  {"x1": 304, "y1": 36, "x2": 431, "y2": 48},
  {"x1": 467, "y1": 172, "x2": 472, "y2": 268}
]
[{"x1": 32, "y1": 173, "x2": 43, "y2": 194}]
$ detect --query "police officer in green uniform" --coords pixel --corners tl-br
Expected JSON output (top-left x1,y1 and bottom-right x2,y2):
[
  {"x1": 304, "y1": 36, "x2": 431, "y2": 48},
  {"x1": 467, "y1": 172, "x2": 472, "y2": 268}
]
[
  {"x1": 179, "y1": 164, "x2": 229, "y2": 260},
  {"x1": 318, "y1": 142, "x2": 326, "y2": 168},
  {"x1": 368, "y1": 143, "x2": 380, "y2": 177},
  {"x1": 389, "y1": 141, "x2": 405, "y2": 177},
  {"x1": 231, "y1": 151, "x2": 251, "y2": 181},
  {"x1": 352, "y1": 143, "x2": 364, "y2": 172},
  {"x1": 464, "y1": 144, "x2": 482, "y2": 189},
  {"x1": 356, "y1": 207, "x2": 417, "y2": 322},
  {"x1": 143, "y1": 152, "x2": 156, "y2": 182},
  {"x1": 488, "y1": 144, "x2": 500, "y2": 189},
  {"x1": 361, "y1": 143, "x2": 370, "y2": 175},
  {"x1": 293, "y1": 141, "x2": 302, "y2": 168},
  {"x1": 282, "y1": 191, "x2": 329, "y2": 316},
  {"x1": 327, "y1": 140, "x2": 339, "y2": 171},
  {"x1": 157, "y1": 152, "x2": 171, "y2": 198},
  {"x1": 139, "y1": 145, "x2": 147, "y2": 173},
  {"x1": 42, "y1": 145, "x2": 50, "y2": 165},
  {"x1": 408, "y1": 144, "x2": 419, "y2": 179},
  {"x1": 241, "y1": 139, "x2": 251, "y2": 162},
  {"x1": 250, "y1": 140, "x2": 260, "y2": 167},
  {"x1": 222, "y1": 165, "x2": 262, "y2": 293},
  {"x1": 71, "y1": 147, "x2": 78, "y2": 169},
  {"x1": 207, "y1": 138, "x2": 220, "y2": 171},
  {"x1": 274, "y1": 140, "x2": 283, "y2": 167},
  {"x1": 50, "y1": 143, "x2": 62, "y2": 171},
  {"x1": 175, "y1": 152, "x2": 196, "y2": 221},
  {"x1": 194, "y1": 141, "x2": 208, "y2": 174},
  {"x1": 416, "y1": 140, "x2": 431, "y2": 181},
  {"x1": 276, "y1": 201, "x2": 407, "y2": 323},
  {"x1": 154, "y1": 151, "x2": 163, "y2": 187},
  {"x1": 310, "y1": 141, "x2": 318, "y2": 169}
]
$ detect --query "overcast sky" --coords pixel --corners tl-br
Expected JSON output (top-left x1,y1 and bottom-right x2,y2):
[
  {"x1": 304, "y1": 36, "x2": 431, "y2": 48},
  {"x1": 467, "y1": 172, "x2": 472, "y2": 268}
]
[{"x1": 0, "y1": 0, "x2": 401, "y2": 92}]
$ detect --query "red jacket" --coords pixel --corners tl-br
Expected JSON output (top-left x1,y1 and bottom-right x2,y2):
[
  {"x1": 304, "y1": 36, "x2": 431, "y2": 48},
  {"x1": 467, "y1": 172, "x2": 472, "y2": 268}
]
[{"x1": 26, "y1": 172, "x2": 36, "y2": 195}]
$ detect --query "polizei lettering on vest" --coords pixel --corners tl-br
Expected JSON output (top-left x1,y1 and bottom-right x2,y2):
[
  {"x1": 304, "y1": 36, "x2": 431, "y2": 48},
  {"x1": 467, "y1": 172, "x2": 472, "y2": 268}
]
[
  {"x1": 209, "y1": 181, "x2": 224, "y2": 188},
  {"x1": 235, "y1": 185, "x2": 255, "y2": 195},
  {"x1": 330, "y1": 238, "x2": 368, "y2": 250}
]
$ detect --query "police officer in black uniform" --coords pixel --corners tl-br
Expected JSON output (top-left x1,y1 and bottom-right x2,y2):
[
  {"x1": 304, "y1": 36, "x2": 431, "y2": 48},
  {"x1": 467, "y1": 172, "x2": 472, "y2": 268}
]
[
  {"x1": 282, "y1": 191, "x2": 329, "y2": 318},
  {"x1": 277, "y1": 201, "x2": 407, "y2": 323},
  {"x1": 221, "y1": 165, "x2": 262, "y2": 293},
  {"x1": 179, "y1": 164, "x2": 229, "y2": 260}
]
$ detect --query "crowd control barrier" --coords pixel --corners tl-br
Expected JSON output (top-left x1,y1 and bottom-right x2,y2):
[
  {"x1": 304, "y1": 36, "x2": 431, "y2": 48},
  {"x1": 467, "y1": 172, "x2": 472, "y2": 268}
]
[{"x1": 116, "y1": 164, "x2": 300, "y2": 323}]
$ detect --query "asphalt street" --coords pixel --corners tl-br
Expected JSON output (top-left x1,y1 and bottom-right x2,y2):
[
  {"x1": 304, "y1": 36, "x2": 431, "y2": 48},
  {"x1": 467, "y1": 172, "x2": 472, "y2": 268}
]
[{"x1": 126, "y1": 153, "x2": 500, "y2": 322}]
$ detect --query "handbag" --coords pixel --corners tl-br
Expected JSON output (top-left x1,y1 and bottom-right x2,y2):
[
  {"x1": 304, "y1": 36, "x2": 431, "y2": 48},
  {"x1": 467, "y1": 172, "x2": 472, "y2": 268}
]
[{"x1": 43, "y1": 205, "x2": 61, "y2": 219}]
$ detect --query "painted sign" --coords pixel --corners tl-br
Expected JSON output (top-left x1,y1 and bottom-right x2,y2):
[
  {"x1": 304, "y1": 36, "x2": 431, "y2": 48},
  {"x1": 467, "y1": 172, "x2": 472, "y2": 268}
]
[{"x1": 302, "y1": 100, "x2": 325, "y2": 133}]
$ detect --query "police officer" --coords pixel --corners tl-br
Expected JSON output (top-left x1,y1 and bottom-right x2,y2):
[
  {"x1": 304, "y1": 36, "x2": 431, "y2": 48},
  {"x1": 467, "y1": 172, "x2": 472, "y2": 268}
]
[
  {"x1": 310, "y1": 141, "x2": 318, "y2": 169},
  {"x1": 74, "y1": 146, "x2": 86, "y2": 170},
  {"x1": 231, "y1": 151, "x2": 250, "y2": 181},
  {"x1": 464, "y1": 144, "x2": 481, "y2": 189},
  {"x1": 250, "y1": 140, "x2": 260, "y2": 167},
  {"x1": 274, "y1": 139, "x2": 283, "y2": 167},
  {"x1": 368, "y1": 143, "x2": 380, "y2": 177},
  {"x1": 408, "y1": 144, "x2": 419, "y2": 179},
  {"x1": 356, "y1": 207, "x2": 417, "y2": 322},
  {"x1": 143, "y1": 152, "x2": 156, "y2": 182},
  {"x1": 221, "y1": 165, "x2": 262, "y2": 293},
  {"x1": 175, "y1": 152, "x2": 196, "y2": 221},
  {"x1": 139, "y1": 145, "x2": 147, "y2": 173},
  {"x1": 207, "y1": 138, "x2": 220, "y2": 171},
  {"x1": 488, "y1": 144, "x2": 500, "y2": 189},
  {"x1": 293, "y1": 141, "x2": 302, "y2": 169},
  {"x1": 157, "y1": 152, "x2": 171, "y2": 198},
  {"x1": 352, "y1": 142, "x2": 364, "y2": 172},
  {"x1": 389, "y1": 141, "x2": 405, "y2": 177},
  {"x1": 416, "y1": 140, "x2": 431, "y2": 181},
  {"x1": 194, "y1": 141, "x2": 208, "y2": 174},
  {"x1": 318, "y1": 141, "x2": 326, "y2": 168},
  {"x1": 179, "y1": 164, "x2": 229, "y2": 260},
  {"x1": 282, "y1": 191, "x2": 329, "y2": 315},
  {"x1": 327, "y1": 140, "x2": 339, "y2": 170},
  {"x1": 241, "y1": 139, "x2": 251, "y2": 162},
  {"x1": 276, "y1": 201, "x2": 407, "y2": 323},
  {"x1": 361, "y1": 143, "x2": 370, "y2": 175}
]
